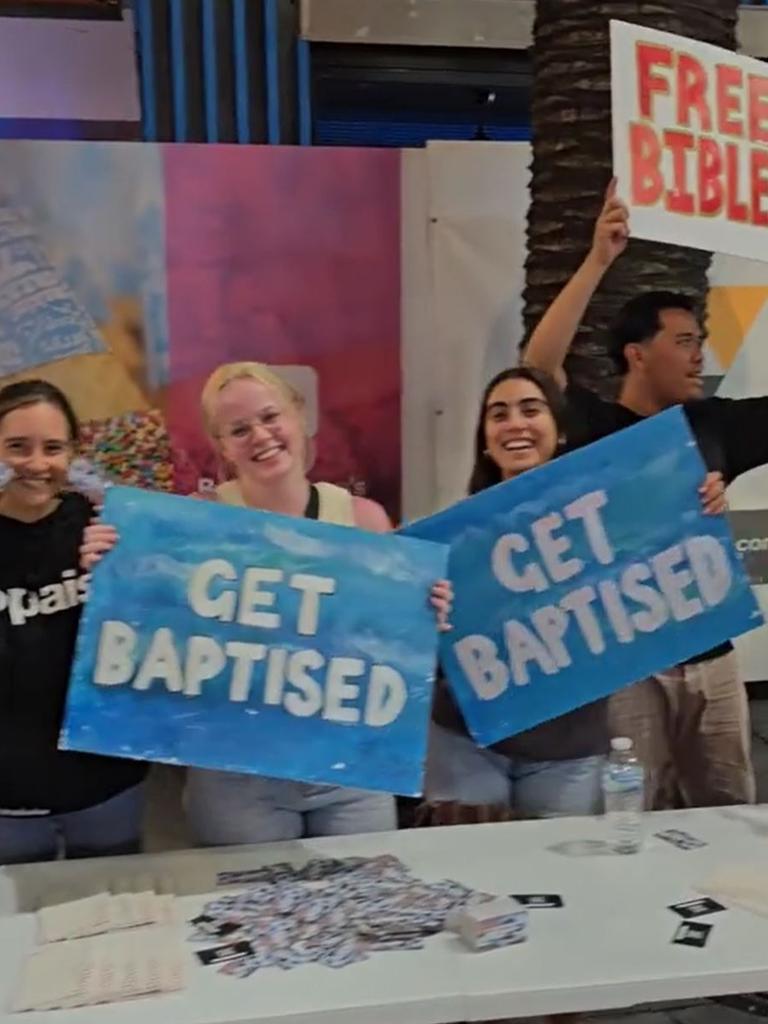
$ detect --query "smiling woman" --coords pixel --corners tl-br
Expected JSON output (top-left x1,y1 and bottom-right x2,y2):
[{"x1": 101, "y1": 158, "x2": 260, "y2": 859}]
[
  {"x1": 0, "y1": 380, "x2": 77, "y2": 523},
  {"x1": 427, "y1": 366, "x2": 611, "y2": 822},
  {"x1": 0, "y1": 379, "x2": 146, "y2": 864},
  {"x1": 201, "y1": 362, "x2": 312, "y2": 517},
  {"x1": 469, "y1": 367, "x2": 568, "y2": 494},
  {"x1": 81, "y1": 360, "x2": 452, "y2": 847}
]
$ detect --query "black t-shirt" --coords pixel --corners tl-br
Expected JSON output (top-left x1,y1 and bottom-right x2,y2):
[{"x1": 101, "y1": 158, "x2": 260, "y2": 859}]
[
  {"x1": 565, "y1": 383, "x2": 768, "y2": 665},
  {"x1": 0, "y1": 492, "x2": 147, "y2": 815},
  {"x1": 432, "y1": 675, "x2": 609, "y2": 761},
  {"x1": 565, "y1": 384, "x2": 768, "y2": 483}
]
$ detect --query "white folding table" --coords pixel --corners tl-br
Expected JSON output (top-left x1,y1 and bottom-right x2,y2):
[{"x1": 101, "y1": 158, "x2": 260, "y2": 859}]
[{"x1": 0, "y1": 806, "x2": 765, "y2": 1023}]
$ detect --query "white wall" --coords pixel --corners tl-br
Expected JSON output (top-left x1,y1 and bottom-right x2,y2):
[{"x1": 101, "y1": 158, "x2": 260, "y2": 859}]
[{"x1": 401, "y1": 141, "x2": 529, "y2": 519}]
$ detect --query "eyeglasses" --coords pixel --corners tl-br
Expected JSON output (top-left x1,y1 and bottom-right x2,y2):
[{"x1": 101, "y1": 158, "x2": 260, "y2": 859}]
[{"x1": 216, "y1": 409, "x2": 284, "y2": 443}]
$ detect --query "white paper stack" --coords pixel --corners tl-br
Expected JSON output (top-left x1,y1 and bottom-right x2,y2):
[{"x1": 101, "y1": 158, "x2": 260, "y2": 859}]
[
  {"x1": 37, "y1": 891, "x2": 176, "y2": 943},
  {"x1": 454, "y1": 896, "x2": 528, "y2": 951},
  {"x1": 12, "y1": 928, "x2": 186, "y2": 1012}
]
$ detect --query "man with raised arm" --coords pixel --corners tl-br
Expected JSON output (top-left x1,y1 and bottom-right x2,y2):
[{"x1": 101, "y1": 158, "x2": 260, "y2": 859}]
[{"x1": 523, "y1": 184, "x2": 768, "y2": 809}]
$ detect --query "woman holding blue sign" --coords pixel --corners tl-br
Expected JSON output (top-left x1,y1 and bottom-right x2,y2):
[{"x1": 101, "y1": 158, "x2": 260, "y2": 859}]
[
  {"x1": 82, "y1": 362, "x2": 451, "y2": 846},
  {"x1": 425, "y1": 366, "x2": 726, "y2": 820},
  {"x1": 0, "y1": 380, "x2": 147, "y2": 864},
  {"x1": 427, "y1": 368, "x2": 610, "y2": 818}
]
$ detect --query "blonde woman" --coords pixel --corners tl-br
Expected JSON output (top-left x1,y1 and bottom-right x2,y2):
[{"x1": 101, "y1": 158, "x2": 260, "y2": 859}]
[{"x1": 82, "y1": 362, "x2": 451, "y2": 845}]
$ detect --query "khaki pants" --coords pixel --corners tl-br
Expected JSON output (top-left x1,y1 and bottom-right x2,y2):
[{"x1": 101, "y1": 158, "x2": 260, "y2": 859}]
[{"x1": 607, "y1": 651, "x2": 756, "y2": 809}]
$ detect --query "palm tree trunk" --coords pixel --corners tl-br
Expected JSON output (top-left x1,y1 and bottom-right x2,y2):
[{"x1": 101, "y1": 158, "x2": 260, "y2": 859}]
[{"x1": 523, "y1": 1, "x2": 739, "y2": 394}]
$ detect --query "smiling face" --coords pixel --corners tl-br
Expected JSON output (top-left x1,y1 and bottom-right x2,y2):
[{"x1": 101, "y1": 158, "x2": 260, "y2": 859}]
[
  {"x1": 483, "y1": 376, "x2": 560, "y2": 479},
  {"x1": 211, "y1": 376, "x2": 305, "y2": 484},
  {"x1": 626, "y1": 307, "x2": 704, "y2": 406},
  {"x1": 0, "y1": 401, "x2": 73, "y2": 517}
]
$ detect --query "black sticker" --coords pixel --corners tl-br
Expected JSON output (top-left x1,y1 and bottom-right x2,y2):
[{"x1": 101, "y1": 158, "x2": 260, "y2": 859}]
[
  {"x1": 196, "y1": 941, "x2": 253, "y2": 966},
  {"x1": 669, "y1": 897, "x2": 726, "y2": 920},
  {"x1": 672, "y1": 921, "x2": 712, "y2": 948},
  {"x1": 510, "y1": 894, "x2": 564, "y2": 908},
  {"x1": 656, "y1": 829, "x2": 707, "y2": 850},
  {"x1": 215, "y1": 921, "x2": 242, "y2": 938}
]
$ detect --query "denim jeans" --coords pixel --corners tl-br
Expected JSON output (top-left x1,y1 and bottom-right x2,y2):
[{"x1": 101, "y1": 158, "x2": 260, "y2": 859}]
[
  {"x1": 185, "y1": 770, "x2": 397, "y2": 845},
  {"x1": 425, "y1": 725, "x2": 605, "y2": 817},
  {"x1": 0, "y1": 784, "x2": 145, "y2": 865}
]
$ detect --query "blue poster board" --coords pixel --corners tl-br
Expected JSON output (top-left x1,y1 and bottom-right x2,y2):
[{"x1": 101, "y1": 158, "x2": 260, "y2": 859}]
[
  {"x1": 61, "y1": 487, "x2": 448, "y2": 796},
  {"x1": 402, "y1": 409, "x2": 761, "y2": 747}
]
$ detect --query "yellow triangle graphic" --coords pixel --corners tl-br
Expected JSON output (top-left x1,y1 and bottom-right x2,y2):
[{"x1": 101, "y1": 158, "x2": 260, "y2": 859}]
[{"x1": 707, "y1": 285, "x2": 768, "y2": 370}]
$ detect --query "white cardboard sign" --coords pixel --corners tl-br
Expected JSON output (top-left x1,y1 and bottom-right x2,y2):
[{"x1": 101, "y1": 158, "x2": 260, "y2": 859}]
[{"x1": 611, "y1": 19, "x2": 768, "y2": 263}]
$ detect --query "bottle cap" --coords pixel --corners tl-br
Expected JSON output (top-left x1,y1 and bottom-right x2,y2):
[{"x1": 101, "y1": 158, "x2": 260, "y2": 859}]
[{"x1": 610, "y1": 737, "x2": 633, "y2": 752}]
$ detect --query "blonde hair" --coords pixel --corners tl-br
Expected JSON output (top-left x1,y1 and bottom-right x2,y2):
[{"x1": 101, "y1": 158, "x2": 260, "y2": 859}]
[{"x1": 200, "y1": 362, "x2": 304, "y2": 437}]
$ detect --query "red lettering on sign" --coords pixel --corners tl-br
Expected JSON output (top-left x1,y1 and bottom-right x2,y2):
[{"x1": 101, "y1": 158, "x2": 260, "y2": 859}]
[
  {"x1": 664, "y1": 129, "x2": 696, "y2": 214},
  {"x1": 637, "y1": 43, "x2": 673, "y2": 119},
  {"x1": 726, "y1": 143, "x2": 749, "y2": 221},
  {"x1": 676, "y1": 53, "x2": 711, "y2": 131},
  {"x1": 751, "y1": 147, "x2": 768, "y2": 227},
  {"x1": 697, "y1": 137, "x2": 724, "y2": 216},
  {"x1": 630, "y1": 122, "x2": 663, "y2": 205},
  {"x1": 716, "y1": 64, "x2": 744, "y2": 137},
  {"x1": 748, "y1": 74, "x2": 768, "y2": 145}
]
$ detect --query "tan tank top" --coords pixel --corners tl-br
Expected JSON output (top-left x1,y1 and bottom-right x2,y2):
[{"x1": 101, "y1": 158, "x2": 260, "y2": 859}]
[{"x1": 215, "y1": 480, "x2": 355, "y2": 526}]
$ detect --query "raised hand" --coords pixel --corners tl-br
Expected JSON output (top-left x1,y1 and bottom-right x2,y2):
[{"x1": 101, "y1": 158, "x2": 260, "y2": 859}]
[{"x1": 590, "y1": 178, "x2": 630, "y2": 268}]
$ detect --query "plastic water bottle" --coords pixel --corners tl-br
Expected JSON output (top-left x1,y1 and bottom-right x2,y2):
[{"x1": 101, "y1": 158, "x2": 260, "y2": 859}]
[{"x1": 602, "y1": 737, "x2": 645, "y2": 854}]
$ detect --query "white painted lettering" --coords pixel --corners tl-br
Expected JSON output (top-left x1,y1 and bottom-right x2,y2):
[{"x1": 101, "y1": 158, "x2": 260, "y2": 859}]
[
  {"x1": 560, "y1": 586, "x2": 605, "y2": 654},
  {"x1": 238, "y1": 567, "x2": 283, "y2": 628},
  {"x1": 260, "y1": 646, "x2": 287, "y2": 705},
  {"x1": 226, "y1": 640, "x2": 268, "y2": 702},
  {"x1": 323, "y1": 657, "x2": 364, "y2": 723},
  {"x1": 188, "y1": 559, "x2": 237, "y2": 622},
  {"x1": 454, "y1": 635, "x2": 509, "y2": 699},
  {"x1": 686, "y1": 536, "x2": 732, "y2": 608},
  {"x1": 491, "y1": 534, "x2": 548, "y2": 593},
  {"x1": 364, "y1": 665, "x2": 407, "y2": 726},
  {"x1": 133, "y1": 628, "x2": 184, "y2": 692},
  {"x1": 289, "y1": 573, "x2": 336, "y2": 636},
  {"x1": 597, "y1": 579, "x2": 635, "y2": 643},
  {"x1": 183, "y1": 636, "x2": 227, "y2": 696},
  {"x1": 283, "y1": 649, "x2": 324, "y2": 717},
  {"x1": 621, "y1": 563, "x2": 669, "y2": 633},
  {"x1": 94, "y1": 620, "x2": 137, "y2": 686},
  {"x1": 564, "y1": 490, "x2": 614, "y2": 564},
  {"x1": 504, "y1": 619, "x2": 558, "y2": 685},
  {"x1": 651, "y1": 544, "x2": 703, "y2": 622},
  {"x1": 530, "y1": 604, "x2": 572, "y2": 668},
  {"x1": 532, "y1": 512, "x2": 583, "y2": 583}
]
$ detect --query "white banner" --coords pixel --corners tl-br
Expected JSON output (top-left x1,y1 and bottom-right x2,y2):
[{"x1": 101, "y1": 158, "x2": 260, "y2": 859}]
[{"x1": 611, "y1": 19, "x2": 768, "y2": 263}]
